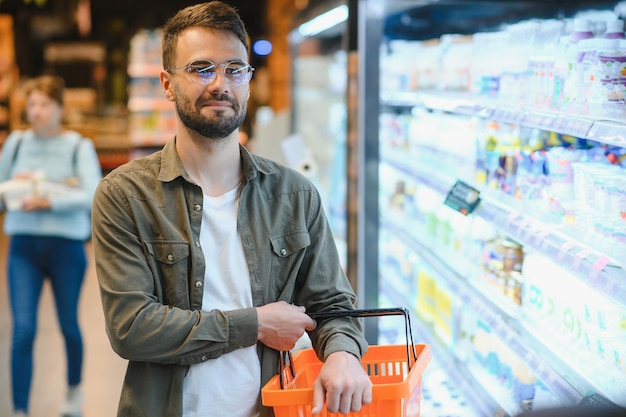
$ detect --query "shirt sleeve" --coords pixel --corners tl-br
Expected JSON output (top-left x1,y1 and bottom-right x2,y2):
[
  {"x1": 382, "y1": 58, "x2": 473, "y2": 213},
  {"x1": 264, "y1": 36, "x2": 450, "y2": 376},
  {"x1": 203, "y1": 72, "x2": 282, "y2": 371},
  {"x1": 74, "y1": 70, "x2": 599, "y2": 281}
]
[
  {"x1": 292, "y1": 183, "x2": 369, "y2": 361},
  {"x1": 92, "y1": 174, "x2": 258, "y2": 366}
]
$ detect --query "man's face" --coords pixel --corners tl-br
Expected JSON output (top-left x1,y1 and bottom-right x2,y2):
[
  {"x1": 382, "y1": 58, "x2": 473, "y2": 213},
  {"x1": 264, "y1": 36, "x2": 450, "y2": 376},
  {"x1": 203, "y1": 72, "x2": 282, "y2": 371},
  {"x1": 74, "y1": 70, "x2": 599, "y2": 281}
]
[{"x1": 163, "y1": 27, "x2": 250, "y2": 140}]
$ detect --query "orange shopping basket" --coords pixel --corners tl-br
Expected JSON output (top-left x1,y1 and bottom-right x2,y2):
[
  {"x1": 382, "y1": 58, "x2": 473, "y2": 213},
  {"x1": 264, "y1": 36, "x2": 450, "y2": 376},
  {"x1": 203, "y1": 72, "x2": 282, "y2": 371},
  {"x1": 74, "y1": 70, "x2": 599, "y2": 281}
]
[{"x1": 261, "y1": 307, "x2": 432, "y2": 417}]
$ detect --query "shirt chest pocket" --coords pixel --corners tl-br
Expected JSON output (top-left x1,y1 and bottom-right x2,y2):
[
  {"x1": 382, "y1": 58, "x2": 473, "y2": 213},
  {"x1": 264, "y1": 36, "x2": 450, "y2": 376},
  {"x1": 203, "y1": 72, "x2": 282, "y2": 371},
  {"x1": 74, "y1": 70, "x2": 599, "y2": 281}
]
[
  {"x1": 269, "y1": 230, "x2": 311, "y2": 292},
  {"x1": 144, "y1": 241, "x2": 191, "y2": 308}
]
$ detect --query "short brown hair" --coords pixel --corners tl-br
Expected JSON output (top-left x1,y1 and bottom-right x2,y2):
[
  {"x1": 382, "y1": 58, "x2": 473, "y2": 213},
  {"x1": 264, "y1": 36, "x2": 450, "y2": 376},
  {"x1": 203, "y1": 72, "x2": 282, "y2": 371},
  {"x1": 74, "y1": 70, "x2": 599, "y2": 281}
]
[
  {"x1": 23, "y1": 75, "x2": 65, "y2": 106},
  {"x1": 161, "y1": 1, "x2": 249, "y2": 70}
]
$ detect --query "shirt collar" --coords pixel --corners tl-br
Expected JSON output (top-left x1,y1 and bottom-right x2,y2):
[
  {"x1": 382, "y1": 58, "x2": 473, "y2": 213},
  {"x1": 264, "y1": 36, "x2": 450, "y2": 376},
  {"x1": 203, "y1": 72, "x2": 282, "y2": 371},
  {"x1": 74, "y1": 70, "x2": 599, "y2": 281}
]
[{"x1": 157, "y1": 137, "x2": 276, "y2": 184}]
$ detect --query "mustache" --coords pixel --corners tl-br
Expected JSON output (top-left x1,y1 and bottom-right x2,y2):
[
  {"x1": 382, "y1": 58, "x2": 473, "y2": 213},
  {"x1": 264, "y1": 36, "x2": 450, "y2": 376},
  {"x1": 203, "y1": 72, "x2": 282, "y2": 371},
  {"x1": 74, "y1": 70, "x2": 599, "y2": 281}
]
[{"x1": 199, "y1": 93, "x2": 238, "y2": 108}]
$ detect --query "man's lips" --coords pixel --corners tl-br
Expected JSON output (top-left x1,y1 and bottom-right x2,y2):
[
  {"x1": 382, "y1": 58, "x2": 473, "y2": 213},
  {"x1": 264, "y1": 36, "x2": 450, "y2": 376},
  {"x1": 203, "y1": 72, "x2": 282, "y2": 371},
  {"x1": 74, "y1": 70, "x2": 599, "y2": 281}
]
[{"x1": 203, "y1": 100, "x2": 232, "y2": 108}]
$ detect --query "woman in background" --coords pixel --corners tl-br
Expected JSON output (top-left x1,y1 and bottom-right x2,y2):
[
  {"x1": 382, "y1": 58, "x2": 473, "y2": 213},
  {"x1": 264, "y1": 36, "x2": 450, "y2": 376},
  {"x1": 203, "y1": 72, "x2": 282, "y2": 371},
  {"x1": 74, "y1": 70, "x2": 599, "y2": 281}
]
[{"x1": 0, "y1": 75, "x2": 102, "y2": 417}]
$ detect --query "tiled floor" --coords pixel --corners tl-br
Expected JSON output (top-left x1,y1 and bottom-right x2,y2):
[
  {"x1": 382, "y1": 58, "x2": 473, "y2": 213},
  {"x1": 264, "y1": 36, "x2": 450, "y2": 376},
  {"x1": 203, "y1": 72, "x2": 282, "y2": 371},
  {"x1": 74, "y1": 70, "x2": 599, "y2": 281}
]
[{"x1": 0, "y1": 224, "x2": 127, "y2": 417}]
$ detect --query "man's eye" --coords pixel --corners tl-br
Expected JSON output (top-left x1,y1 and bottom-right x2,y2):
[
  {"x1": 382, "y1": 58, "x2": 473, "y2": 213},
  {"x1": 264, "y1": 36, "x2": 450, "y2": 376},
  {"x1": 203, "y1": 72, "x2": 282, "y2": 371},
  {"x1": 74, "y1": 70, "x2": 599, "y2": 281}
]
[
  {"x1": 226, "y1": 65, "x2": 248, "y2": 75},
  {"x1": 225, "y1": 67, "x2": 241, "y2": 75},
  {"x1": 190, "y1": 62, "x2": 215, "y2": 73},
  {"x1": 195, "y1": 66, "x2": 215, "y2": 74}
]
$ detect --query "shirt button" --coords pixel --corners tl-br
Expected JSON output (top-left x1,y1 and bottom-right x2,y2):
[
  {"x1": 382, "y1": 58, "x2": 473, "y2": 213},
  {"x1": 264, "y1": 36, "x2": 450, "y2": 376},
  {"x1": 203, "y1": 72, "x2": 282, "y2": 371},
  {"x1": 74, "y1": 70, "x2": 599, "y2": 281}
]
[
  {"x1": 280, "y1": 248, "x2": 287, "y2": 256},
  {"x1": 194, "y1": 204, "x2": 202, "y2": 211},
  {"x1": 195, "y1": 241, "x2": 201, "y2": 248},
  {"x1": 167, "y1": 254, "x2": 174, "y2": 262},
  {"x1": 195, "y1": 281, "x2": 203, "y2": 288},
  {"x1": 201, "y1": 355, "x2": 207, "y2": 361}
]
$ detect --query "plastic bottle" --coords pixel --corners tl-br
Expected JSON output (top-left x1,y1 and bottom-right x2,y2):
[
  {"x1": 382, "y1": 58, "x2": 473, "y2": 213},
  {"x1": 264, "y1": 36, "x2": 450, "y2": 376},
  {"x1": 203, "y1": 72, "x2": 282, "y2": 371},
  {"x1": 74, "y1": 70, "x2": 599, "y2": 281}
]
[
  {"x1": 501, "y1": 20, "x2": 540, "y2": 105},
  {"x1": 564, "y1": 20, "x2": 595, "y2": 112},
  {"x1": 569, "y1": 18, "x2": 595, "y2": 44},
  {"x1": 552, "y1": 36, "x2": 570, "y2": 109},
  {"x1": 529, "y1": 19, "x2": 565, "y2": 107},
  {"x1": 604, "y1": 19, "x2": 625, "y2": 39}
]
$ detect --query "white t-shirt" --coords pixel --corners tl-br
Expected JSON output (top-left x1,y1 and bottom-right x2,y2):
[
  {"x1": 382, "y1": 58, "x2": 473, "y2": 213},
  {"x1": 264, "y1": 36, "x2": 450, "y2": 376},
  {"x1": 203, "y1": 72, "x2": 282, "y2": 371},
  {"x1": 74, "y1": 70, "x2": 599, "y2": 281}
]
[{"x1": 183, "y1": 186, "x2": 261, "y2": 417}]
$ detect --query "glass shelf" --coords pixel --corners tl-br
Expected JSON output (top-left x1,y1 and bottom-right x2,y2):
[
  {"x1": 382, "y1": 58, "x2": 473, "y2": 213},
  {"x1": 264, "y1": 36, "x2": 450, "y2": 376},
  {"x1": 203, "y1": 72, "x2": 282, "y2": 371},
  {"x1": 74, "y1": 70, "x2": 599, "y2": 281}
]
[
  {"x1": 380, "y1": 90, "x2": 626, "y2": 148},
  {"x1": 381, "y1": 215, "x2": 591, "y2": 407},
  {"x1": 381, "y1": 151, "x2": 626, "y2": 310},
  {"x1": 379, "y1": 282, "x2": 508, "y2": 417}
]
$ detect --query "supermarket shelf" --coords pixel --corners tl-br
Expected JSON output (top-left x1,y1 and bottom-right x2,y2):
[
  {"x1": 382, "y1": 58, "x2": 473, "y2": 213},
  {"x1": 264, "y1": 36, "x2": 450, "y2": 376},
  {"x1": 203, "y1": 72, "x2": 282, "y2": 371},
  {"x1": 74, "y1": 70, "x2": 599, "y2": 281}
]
[
  {"x1": 381, "y1": 216, "x2": 589, "y2": 407},
  {"x1": 380, "y1": 90, "x2": 626, "y2": 148},
  {"x1": 381, "y1": 151, "x2": 626, "y2": 310},
  {"x1": 127, "y1": 63, "x2": 163, "y2": 78},
  {"x1": 127, "y1": 97, "x2": 174, "y2": 112},
  {"x1": 476, "y1": 200, "x2": 626, "y2": 310},
  {"x1": 379, "y1": 284, "x2": 506, "y2": 417}
]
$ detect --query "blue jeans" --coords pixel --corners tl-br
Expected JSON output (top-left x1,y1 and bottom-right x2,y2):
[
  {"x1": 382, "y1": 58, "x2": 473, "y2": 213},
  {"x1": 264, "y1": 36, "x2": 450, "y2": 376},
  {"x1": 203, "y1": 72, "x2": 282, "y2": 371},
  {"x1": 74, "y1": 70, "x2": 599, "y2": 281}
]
[{"x1": 8, "y1": 235, "x2": 87, "y2": 413}]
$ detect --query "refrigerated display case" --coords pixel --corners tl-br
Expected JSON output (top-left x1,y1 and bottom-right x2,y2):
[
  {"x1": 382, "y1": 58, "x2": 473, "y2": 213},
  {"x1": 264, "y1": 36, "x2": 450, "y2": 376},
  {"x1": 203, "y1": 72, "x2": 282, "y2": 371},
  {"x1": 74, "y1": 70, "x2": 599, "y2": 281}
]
[
  {"x1": 356, "y1": 0, "x2": 626, "y2": 415},
  {"x1": 288, "y1": 0, "x2": 353, "y2": 273}
]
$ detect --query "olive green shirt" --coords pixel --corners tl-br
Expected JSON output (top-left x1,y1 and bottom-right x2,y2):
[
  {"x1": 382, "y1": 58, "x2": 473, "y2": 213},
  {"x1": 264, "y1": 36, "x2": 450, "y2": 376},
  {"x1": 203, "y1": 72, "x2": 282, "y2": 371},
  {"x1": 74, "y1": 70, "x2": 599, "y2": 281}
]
[{"x1": 92, "y1": 139, "x2": 367, "y2": 417}]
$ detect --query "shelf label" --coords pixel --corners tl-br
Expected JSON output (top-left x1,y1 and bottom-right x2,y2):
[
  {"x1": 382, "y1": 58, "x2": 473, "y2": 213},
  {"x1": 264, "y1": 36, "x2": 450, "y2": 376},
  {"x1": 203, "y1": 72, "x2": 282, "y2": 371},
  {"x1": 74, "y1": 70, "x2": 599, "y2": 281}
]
[
  {"x1": 572, "y1": 247, "x2": 592, "y2": 271},
  {"x1": 557, "y1": 240, "x2": 576, "y2": 261},
  {"x1": 561, "y1": 117, "x2": 593, "y2": 138},
  {"x1": 589, "y1": 255, "x2": 610, "y2": 282},
  {"x1": 532, "y1": 228, "x2": 551, "y2": 248},
  {"x1": 579, "y1": 392, "x2": 618, "y2": 407},
  {"x1": 516, "y1": 216, "x2": 531, "y2": 236},
  {"x1": 444, "y1": 180, "x2": 481, "y2": 216}
]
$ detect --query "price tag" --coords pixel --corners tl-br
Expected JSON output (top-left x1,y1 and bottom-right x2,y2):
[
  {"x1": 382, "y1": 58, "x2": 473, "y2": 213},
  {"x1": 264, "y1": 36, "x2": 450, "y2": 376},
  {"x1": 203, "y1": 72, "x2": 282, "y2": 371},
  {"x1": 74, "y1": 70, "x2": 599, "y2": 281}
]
[
  {"x1": 444, "y1": 180, "x2": 481, "y2": 216},
  {"x1": 517, "y1": 216, "x2": 531, "y2": 236},
  {"x1": 552, "y1": 117, "x2": 565, "y2": 132},
  {"x1": 562, "y1": 117, "x2": 593, "y2": 138},
  {"x1": 572, "y1": 247, "x2": 592, "y2": 271},
  {"x1": 592, "y1": 255, "x2": 610, "y2": 271},
  {"x1": 507, "y1": 212, "x2": 519, "y2": 223},
  {"x1": 579, "y1": 393, "x2": 618, "y2": 407},
  {"x1": 589, "y1": 255, "x2": 610, "y2": 282},
  {"x1": 557, "y1": 240, "x2": 576, "y2": 261},
  {"x1": 525, "y1": 113, "x2": 542, "y2": 128},
  {"x1": 513, "y1": 112, "x2": 526, "y2": 126},
  {"x1": 539, "y1": 114, "x2": 556, "y2": 130},
  {"x1": 532, "y1": 228, "x2": 550, "y2": 247},
  {"x1": 491, "y1": 109, "x2": 507, "y2": 122}
]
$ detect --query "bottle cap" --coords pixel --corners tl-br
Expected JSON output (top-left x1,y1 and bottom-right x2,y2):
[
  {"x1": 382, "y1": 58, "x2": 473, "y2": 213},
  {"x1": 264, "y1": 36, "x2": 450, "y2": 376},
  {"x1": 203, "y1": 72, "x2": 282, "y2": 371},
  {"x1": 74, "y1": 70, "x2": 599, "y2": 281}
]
[
  {"x1": 573, "y1": 18, "x2": 592, "y2": 32},
  {"x1": 606, "y1": 19, "x2": 624, "y2": 33}
]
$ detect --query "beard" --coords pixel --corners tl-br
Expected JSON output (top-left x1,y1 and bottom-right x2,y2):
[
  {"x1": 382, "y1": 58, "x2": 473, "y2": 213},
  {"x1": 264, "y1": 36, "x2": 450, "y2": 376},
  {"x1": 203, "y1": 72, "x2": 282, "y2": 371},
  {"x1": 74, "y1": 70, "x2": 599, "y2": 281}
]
[{"x1": 176, "y1": 92, "x2": 247, "y2": 140}]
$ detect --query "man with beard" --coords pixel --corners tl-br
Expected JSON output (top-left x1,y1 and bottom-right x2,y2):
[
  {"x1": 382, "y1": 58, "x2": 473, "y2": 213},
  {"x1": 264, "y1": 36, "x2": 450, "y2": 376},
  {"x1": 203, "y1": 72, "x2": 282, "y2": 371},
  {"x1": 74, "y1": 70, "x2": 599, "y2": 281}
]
[{"x1": 91, "y1": 2, "x2": 372, "y2": 417}]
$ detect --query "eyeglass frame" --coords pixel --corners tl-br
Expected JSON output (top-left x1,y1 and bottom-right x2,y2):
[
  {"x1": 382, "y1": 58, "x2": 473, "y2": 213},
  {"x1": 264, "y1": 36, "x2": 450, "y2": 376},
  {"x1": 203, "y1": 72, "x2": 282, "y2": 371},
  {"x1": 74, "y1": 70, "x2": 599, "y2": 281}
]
[{"x1": 165, "y1": 59, "x2": 255, "y2": 86}]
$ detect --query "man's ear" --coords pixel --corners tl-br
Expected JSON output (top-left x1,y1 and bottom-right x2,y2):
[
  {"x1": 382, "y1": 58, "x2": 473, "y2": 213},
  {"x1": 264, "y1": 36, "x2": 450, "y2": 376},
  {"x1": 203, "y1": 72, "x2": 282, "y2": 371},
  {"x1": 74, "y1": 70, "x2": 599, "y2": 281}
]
[{"x1": 160, "y1": 71, "x2": 175, "y2": 101}]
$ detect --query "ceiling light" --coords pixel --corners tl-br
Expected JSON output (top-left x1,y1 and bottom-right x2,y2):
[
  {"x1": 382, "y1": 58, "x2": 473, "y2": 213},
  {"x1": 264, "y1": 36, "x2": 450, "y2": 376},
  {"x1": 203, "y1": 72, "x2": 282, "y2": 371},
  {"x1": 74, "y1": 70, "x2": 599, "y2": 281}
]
[{"x1": 297, "y1": 5, "x2": 349, "y2": 37}]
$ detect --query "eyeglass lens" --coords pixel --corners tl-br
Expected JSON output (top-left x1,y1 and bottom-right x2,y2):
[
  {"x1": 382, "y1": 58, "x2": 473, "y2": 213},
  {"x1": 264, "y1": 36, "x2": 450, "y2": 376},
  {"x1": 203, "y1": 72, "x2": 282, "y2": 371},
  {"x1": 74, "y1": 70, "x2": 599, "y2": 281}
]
[{"x1": 187, "y1": 60, "x2": 253, "y2": 85}]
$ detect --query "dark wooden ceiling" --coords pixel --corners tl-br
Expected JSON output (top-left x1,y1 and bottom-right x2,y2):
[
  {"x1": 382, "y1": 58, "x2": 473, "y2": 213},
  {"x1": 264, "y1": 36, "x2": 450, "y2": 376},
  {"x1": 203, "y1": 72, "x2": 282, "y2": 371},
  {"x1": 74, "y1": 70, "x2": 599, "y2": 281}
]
[
  {"x1": 91, "y1": 0, "x2": 269, "y2": 40},
  {"x1": 1, "y1": 0, "x2": 269, "y2": 77}
]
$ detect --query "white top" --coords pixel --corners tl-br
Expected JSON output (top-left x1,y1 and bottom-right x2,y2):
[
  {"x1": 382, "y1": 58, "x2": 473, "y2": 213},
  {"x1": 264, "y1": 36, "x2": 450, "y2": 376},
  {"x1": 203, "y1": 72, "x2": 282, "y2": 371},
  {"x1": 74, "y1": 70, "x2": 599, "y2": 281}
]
[{"x1": 183, "y1": 186, "x2": 261, "y2": 417}]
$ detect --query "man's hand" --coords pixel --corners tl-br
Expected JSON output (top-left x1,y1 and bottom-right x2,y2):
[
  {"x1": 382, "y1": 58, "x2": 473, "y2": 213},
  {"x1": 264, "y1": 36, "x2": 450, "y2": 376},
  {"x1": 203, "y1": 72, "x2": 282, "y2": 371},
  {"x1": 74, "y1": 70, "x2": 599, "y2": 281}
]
[
  {"x1": 312, "y1": 351, "x2": 373, "y2": 415},
  {"x1": 256, "y1": 301, "x2": 317, "y2": 351}
]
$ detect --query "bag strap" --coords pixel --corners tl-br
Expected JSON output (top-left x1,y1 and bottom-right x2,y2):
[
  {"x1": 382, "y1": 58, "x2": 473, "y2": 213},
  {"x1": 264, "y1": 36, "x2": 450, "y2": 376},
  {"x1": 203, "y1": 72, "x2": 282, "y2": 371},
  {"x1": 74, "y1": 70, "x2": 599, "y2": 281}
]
[
  {"x1": 10, "y1": 133, "x2": 23, "y2": 167},
  {"x1": 10, "y1": 131, "x2": 83, "y2": 177},
  {"x1": 71, "y1": 137, "x2": 83, "y2": 178}
]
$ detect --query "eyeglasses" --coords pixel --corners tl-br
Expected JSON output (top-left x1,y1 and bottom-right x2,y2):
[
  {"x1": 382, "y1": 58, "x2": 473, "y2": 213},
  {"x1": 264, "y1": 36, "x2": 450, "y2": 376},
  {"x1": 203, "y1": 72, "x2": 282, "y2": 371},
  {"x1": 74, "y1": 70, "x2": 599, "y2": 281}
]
[{"x1": 166, "y1": 60, "x2": 254, "y2": 86}]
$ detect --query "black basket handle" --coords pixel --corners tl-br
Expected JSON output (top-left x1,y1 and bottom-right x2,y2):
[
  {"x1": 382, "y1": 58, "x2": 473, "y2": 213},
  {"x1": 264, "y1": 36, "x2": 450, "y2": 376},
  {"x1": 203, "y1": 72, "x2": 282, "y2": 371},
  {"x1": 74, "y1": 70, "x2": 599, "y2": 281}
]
[{"x1": 279, "y1": 307, "x2": 418, "y2": 389}]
